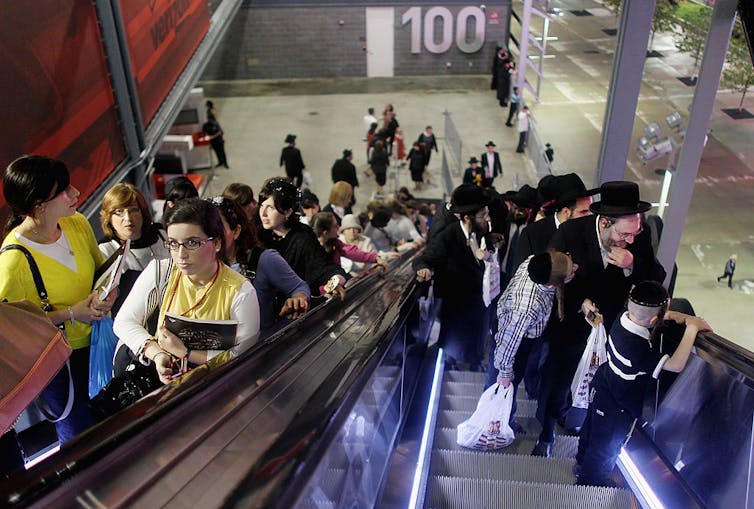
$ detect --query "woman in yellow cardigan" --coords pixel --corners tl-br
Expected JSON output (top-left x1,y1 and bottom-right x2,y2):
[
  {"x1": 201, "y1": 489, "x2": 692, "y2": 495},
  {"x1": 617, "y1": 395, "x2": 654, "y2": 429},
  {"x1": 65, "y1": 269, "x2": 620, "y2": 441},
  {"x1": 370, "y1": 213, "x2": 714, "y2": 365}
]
[{"x1": 0, "y1": 155, "x2": 116, "y2": 443}]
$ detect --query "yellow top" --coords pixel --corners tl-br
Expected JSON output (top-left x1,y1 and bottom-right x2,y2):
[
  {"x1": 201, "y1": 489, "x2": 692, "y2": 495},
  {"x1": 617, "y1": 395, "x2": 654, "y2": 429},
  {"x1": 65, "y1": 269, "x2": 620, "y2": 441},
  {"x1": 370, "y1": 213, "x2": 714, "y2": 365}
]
[
  {"x1": 0, "y1": 213, "x2": 104, "y2": 349},
  {"x1": 158, "y1": 261, "x2": 247, "y2": 332}
]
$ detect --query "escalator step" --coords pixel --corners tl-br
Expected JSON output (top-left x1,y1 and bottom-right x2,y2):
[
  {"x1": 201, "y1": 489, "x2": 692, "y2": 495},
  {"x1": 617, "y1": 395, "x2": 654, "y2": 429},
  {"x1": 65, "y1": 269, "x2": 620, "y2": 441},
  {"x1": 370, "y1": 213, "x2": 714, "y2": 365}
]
[
  {"x1": 426, "y1": 476, "x2": 634, "y2": 509},
  {"x1": 441, "y1": 381, "x2": 534, "y2": 404},
  {"x1": 433, "y1": 427, "x2": 578, "y2": 458},
  {"x1": 430, "y1": 449, "x2": 575, "y2": 484},
  {"x1": 444, "y1": 371, "x2": 487, "y2": 384},
  {"x1": 438, "y1": 410, "x2": 541, "y2": 435},
  {"x1": 440, "y1": 395, "x2": 538, "y2": 417}
]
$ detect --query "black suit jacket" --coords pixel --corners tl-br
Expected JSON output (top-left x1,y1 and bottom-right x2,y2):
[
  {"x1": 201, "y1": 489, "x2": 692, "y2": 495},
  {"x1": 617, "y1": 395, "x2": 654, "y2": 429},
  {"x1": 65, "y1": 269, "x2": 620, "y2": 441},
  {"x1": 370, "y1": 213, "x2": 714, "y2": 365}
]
[
  {"x1": 280, "y1": 146, "x2": 305, "y2": 177},
  {"x1": 331, "y1": 158, "x2": 358, "y2": 188},
  {"x1": 414, "y1": 222, "x2": 484, "y2": 299},
  {"x1": 549, "y1": 214, "x2": 666, "y2": 344},
  {"x1": 514, "y1": 214, "x2": 557, "y2": 269},
  {"x1": 480, "y1": 151, "x2": 502, "y2": 179}
]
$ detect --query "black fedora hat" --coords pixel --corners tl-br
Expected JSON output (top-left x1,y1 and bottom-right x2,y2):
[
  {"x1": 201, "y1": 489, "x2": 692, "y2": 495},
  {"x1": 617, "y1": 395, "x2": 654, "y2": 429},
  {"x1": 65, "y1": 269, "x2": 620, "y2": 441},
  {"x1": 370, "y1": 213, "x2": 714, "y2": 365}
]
[
  {"x1": 450, "y1": 184, "x2": 490, "y2": 214},
  {"x1": 590, "y1": 181, "x2": 651, "y2": 216},
  {"x1": 343, "y1": 148, "x2": 353, "y2": 157},
  {"x1": 536, "y1": 175, "x2": 559, "y2": 208},
  {"x1": 552, "y1": 173, "x2": 599, "y2": 207},
  {"x1": 509, "y1": 184, "x2": 539, "y2": 209},
  {"x1": 485, "y1": 141, "x2": 496, "y2": 147},
  {"x1": 285, "y1": 134, "x2": 297, "y2": 144},
  {"x1": 468, "y1": 156, "x2": 479, "y2": 164}
]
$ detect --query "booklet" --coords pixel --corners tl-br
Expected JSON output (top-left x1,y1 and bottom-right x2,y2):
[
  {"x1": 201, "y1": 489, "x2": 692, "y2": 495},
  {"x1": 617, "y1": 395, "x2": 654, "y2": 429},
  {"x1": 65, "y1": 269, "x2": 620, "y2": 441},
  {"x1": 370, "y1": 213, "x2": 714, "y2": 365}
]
[
  {"x1": 163, "y1": 312, "x2": 238, "y2": 351},
  {"x1": 94, "y1": 239, "x2": 131, "y2": 300}
]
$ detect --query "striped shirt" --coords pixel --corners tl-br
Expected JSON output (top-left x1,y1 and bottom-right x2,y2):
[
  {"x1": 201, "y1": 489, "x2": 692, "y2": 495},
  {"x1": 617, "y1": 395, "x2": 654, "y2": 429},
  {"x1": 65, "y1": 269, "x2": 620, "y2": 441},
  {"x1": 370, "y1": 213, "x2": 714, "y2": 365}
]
[{"x1": 493, "y1": 256, "x2": 555, "y2": 378}]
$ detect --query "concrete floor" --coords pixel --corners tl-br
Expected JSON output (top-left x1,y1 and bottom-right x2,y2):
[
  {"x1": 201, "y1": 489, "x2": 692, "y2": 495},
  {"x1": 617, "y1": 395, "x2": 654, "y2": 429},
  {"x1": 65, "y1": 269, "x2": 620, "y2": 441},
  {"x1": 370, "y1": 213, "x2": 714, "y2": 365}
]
[{"x1": 197, "y1": 0, "x2": 754, "y2": 351}]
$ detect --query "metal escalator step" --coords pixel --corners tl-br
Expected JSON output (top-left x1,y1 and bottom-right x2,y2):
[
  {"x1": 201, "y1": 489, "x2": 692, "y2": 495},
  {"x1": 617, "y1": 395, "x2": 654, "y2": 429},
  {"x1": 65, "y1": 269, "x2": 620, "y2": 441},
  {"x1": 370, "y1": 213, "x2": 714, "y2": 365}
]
[
  {"x1": 376, "y1": 365, "x2": 402, "y2": 379},
  {"x1": 426, "y1": 476, "x2": 634, "y2": 509},
  {"x1": 438, "y1": 410, "x2": 541, "y2": 435},
  {"x1": 442, "y1": 381, "x2": 485, "y2": 396},
  {"x1": 440, "y1": 395, "x2": 538, "y2": 418},
  {"x1": 430, "y1": 449, "x2": 575, "y2": 484},
  {"x1": 444, "y1": 370, "x2": 487, "y2": 384},
  {"x1": 433, "y1": 427, "x2": 578, "y2": 458}
]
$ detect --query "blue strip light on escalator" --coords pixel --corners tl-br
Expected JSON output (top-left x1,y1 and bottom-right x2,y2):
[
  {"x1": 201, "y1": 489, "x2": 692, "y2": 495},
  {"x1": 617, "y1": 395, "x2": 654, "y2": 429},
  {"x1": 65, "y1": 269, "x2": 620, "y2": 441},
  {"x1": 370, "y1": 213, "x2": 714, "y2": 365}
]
[
  {"x1": 618, "y1": 448, "x2": 664, "y2": 509},
  {"x1": 408, "y1": 347, "x2": 445, "y2": 509}
]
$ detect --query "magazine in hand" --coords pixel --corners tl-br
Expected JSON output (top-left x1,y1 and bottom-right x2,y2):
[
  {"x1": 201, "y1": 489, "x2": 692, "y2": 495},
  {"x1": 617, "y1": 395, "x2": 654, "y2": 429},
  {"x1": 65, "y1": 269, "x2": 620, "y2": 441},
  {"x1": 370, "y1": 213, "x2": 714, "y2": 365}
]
[
  {"x1": 94, "y1": 239, "x2": 131, "y2": 300},
  {"x1": 163, "y1": 312, "x2": 238, "y2": 351}
]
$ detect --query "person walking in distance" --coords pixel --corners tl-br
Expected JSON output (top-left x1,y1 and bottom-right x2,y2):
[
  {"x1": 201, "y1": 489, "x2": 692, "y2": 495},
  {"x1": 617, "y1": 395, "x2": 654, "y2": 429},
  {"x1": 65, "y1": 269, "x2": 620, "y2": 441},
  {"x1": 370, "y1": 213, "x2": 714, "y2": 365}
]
[
  {"x1": 506, "y1": 86, "x2": 521, "y2": 127},
  {"x1": 203, "y1": 114, "x2": 229, "y2": 169},
  {"x1": 280, "y1": 134, "x2": 306, "y2": 188},
  {"x1": 717, "y1": 254, "x2": 737, "y2": 289},
  {"x1": 516, "y1": 105, "x2": 531, "y2": 153}
]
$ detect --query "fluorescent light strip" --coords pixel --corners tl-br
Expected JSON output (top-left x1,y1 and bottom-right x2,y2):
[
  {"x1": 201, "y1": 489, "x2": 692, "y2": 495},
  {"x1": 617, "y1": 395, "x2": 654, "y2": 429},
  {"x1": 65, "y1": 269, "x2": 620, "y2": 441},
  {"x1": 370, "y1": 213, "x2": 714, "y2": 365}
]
[
  {"x1": 618, "y1": 448, "x2": 665, "y2": 509},
  {"x1": 408, "y1": 348, "x2": 444, "y2": 509},
  {"x1": 25, "y1": 444, "x2": 60, "y2": 469}
]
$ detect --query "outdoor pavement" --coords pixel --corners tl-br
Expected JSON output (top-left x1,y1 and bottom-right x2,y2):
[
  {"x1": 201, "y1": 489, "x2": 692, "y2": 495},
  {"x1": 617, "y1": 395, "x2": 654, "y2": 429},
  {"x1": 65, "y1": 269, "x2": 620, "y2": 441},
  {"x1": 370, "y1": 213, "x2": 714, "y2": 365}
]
[{"x1": 197, "y1": 0, "x2": 754, "y2": 350}]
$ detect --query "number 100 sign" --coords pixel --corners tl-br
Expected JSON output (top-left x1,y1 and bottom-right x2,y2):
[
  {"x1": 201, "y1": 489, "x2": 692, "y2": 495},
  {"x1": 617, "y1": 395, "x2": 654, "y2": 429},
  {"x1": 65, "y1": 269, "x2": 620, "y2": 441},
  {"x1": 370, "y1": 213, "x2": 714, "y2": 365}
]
[{"x1": 401, "y1": 6, "x2": 487, "y2": 54}]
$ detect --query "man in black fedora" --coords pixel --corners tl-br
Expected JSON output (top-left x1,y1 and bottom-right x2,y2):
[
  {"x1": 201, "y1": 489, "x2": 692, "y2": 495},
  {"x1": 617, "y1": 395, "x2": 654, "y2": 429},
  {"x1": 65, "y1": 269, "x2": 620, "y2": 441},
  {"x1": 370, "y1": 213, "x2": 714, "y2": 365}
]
[
  {"x1": 414, "y1": 184, "x2": 491, "y2": 369},
  {"x1": 463, "y1": 156, "x2": 484, "y2": 186},
  {"x1": 532, "y1": 180, "x2": 666, "y2": 457},
  {"x1": 480, "y1": 141, "x2": 503, "y2": 188},
  {"x1": 280, "y1": 134, "x2": 306, "y2": 188},
  {"x1": 331, "y1": 149, "x2": 358, "y2": 203}
]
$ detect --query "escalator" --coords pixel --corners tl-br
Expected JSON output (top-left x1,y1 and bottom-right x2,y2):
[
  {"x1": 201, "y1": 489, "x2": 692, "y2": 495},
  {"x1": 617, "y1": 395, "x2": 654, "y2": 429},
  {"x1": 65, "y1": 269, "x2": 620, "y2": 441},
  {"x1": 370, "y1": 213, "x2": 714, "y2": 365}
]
[{"x1": 1, "y1": 250, "x2": 751, "y2": 508}]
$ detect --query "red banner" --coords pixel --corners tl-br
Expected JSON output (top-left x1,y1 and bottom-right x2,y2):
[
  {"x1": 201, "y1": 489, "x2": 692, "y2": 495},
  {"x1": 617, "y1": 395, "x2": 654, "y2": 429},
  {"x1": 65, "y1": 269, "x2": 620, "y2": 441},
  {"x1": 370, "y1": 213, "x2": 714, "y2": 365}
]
[
  {"x1": 0, "y1": 1, "x2": 126, "y2": 219},
  {"x1": 120, "y1": 0, "x2": 210, "y2": 126}
]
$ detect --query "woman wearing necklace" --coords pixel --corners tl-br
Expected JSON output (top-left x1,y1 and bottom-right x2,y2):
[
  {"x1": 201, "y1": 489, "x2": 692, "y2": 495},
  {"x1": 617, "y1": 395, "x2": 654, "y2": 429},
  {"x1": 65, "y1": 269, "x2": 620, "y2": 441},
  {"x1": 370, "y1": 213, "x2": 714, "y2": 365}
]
[
  {"x1": 0, "y1": 155, "x2": 116, "y2": 444},
  {"x1": 257, "y1": 177, "x2": 347, "y2": 300},
  {"x1": 114, "y1": 198, "x2": 260, "y2": 384},
  {"x1": 211, "y1": 195, "x2": 309, "y2": 331},
  {"x1": 99, "y1": 183, "x2": 169, "y2": 316}
]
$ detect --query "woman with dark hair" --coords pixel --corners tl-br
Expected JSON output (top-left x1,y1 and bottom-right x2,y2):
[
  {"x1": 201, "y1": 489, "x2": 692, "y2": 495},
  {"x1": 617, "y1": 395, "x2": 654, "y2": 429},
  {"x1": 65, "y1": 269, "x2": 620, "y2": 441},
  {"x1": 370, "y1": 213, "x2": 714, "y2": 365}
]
[
  {"x1": 369, "y1": 140, "x2": 390, "y2": 194},
  {"x1": 161, "y1": 176, "x2": 198, "y2": 223},
  {"x1": 257, "y1": 177, "x2": 347, "y2": 299},
  {"x1": 0, "y1": 155, "x2": 116, "y2": 443},
  {"x1": 211, "y1": 196, "x2": 309, "y2": 330},
  {"x1": 99, "y1": 183, "x2": 170, "y2": 316},
  {"x1": 114, "y1": 198, "x2": 260, "y2": 384}
]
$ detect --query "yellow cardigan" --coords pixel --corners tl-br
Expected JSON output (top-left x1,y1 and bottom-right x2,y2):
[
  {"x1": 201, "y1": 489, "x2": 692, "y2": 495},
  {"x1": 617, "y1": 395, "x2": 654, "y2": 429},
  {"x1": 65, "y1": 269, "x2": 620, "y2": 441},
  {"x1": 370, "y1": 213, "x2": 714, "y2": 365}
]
[{"x1": 0, "y1": 213, "x2": 104, "y2": 349}]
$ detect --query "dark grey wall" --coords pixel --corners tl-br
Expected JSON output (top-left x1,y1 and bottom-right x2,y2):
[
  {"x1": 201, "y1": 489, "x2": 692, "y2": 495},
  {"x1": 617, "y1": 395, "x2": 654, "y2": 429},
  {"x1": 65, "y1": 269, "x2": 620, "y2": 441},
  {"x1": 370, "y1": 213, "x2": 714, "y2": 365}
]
[{"x1": 203, "y1": 3, "x2": 511, "y2": 81}]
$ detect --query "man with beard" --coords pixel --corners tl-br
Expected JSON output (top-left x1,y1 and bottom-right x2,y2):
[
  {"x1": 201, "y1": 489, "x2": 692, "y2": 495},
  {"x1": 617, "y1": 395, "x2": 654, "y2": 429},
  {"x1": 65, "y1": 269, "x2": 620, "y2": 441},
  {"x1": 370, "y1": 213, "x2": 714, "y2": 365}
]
[
  {"x1": 500, "y1": 185, "x2": 538, "y2": 289},
  {"x1": 532, "y1": 181, "x2": 666, "y2": 457},
  {"x1": 414, "y1": 184, "x2": 491, "y2": 369}
]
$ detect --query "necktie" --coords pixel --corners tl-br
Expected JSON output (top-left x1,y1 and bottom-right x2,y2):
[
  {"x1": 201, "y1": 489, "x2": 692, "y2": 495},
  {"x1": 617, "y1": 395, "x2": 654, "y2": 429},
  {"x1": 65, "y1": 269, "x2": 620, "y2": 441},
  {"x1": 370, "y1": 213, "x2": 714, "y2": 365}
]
[{"x1": 505, "y1": 226, "x2": 520, "y2": 275}]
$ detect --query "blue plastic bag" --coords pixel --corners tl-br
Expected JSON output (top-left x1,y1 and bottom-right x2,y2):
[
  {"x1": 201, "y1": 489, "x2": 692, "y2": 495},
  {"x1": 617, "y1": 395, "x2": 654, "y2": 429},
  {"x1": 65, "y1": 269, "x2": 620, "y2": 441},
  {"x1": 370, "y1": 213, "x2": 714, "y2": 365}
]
[{"x1": 88, "y1": 316, "x2": 119, "y2": 399}]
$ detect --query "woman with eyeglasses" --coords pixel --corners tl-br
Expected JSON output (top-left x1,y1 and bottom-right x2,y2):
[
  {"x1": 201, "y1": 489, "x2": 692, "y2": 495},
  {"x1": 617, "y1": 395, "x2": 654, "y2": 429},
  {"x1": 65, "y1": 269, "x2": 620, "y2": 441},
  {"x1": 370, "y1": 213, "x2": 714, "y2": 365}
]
[
  {"x1": 99, "y1": 183, "x2": 169, "y2": 316},
  {"x1": 0, "y1": 155, "x2": 116, "y2": 445},
  {"x1": 114, "y1": 198, "x2": 260, "y2": 384},
  {"x1": 257, "y1": 177, "x2": 347, "y2": 299},
  {"x1": 210, "y1": 195, "x2": 309, "y2": 330}
]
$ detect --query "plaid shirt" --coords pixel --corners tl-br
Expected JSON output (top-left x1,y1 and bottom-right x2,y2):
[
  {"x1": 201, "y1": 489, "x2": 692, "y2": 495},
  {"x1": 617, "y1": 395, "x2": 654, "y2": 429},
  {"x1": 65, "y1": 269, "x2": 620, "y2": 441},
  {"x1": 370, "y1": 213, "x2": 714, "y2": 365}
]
[{"x1": 493, "y1": 256, "x2": 555, "y2": 378}]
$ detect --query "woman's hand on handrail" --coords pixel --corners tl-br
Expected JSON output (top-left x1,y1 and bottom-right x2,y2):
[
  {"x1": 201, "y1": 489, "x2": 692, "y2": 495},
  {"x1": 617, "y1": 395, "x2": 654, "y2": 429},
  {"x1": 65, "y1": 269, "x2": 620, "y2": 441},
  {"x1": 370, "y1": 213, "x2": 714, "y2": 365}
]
[{"x1": 279, "y1": 292, "x2": 309, "y2": 319}]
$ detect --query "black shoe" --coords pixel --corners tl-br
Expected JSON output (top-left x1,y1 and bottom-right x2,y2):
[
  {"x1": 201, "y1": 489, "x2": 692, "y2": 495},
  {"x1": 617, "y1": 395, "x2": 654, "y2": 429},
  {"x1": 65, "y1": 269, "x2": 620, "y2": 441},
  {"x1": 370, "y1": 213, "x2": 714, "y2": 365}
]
[
  {"x1": 505, "y1": 122, "x2": 513, "y2": 127},
  {"x1": 516, "y1": 149, "x2": 525, "y2": 153},
  {"x1": 509, "y1": 419, "x2": 527, "y2": 435},
  {"x1": 563, "y1": 426, "x2": 581, "y2": 436},
  {"x1": 531, "y1": 440, "x2": 552, "y2": 457}
]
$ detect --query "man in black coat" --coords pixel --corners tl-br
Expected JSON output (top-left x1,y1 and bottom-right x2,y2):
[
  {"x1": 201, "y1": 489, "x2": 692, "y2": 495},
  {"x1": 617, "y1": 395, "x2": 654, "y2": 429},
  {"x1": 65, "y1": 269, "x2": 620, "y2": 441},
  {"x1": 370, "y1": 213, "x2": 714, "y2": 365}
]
[
  {"x1": 463, "y1": 156, "x2": 484, "y2": 186},
  {"x1": 414, "y1": 184, "x2": 490, "y2": 369},
  {"x1": 331, "y1": 149, "x2": 358, "y2": 202},
  {"x1": 480, "y1": 141, "x2": 503, "y2": 188},
  {"x1": 532, "y1": 181, "x2": 666, "y2": 457},
  {"x1": 280, "y1": 134, "x2": 305, "y2": 188}
]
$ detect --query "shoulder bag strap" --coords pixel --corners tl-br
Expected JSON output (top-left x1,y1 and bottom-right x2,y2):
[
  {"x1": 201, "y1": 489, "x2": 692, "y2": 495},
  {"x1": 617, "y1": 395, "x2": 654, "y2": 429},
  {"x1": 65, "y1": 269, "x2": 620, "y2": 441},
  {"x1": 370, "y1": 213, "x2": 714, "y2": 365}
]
[{"x1": 0, "y1": 244, "x2": 52, "y2": 311}]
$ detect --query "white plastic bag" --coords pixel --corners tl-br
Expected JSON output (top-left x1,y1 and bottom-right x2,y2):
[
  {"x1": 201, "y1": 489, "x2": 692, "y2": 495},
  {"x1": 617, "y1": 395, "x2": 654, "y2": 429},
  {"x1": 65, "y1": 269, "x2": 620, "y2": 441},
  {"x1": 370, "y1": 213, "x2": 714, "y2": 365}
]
[
  {"x1": 571, "y1": 322, "x2": 608, "y2": 409},
  {"x1": 482, "y1": 250, "x2": 501, "y2": 308},
  {"x1": 456, "y1": 383, "x2": 515, "y2": 450}
]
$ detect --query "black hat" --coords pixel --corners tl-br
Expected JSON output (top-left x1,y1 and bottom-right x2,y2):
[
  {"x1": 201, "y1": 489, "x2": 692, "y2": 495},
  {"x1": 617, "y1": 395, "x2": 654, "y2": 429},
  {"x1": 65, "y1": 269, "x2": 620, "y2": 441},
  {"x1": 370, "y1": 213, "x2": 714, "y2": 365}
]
[
  {"x1": 468, "y1": 156, "x2": 479, "y2": 164},
  {"x1": 343, "y1": 149, "x2": 353, "y2": 157},
  {"x1": 590, "y1": 181, "x2": 651, "y2": 216},
  {"x1": 285, "y1": 134, "x2": 297, "y2": 144},
  {"x1": 509, "y1": 184, "x2": 539, "y2": 209},
  {"x1": 629, "y1": 281, "x2": 669, "y2": 308},
  {"x1": 537, "y1": 175, "x2": 559, "y2": 208},
  {"x1": 527, "y1": 252, "x2": 552, "y2": 285},
  {"x1": 485, "y1": 141, "x2": 496, "y2": 147},
  {"x1": 551, "y1": 173, "x2": 599, "y2": 207},
  {"x1": 450, "y1": 184, "x2": 490, "y2": 214}
]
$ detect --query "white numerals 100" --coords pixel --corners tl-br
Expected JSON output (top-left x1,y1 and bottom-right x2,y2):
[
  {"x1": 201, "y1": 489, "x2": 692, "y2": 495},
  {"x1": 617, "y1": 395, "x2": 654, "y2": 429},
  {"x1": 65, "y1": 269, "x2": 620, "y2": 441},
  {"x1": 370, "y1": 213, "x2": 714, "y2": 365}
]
[{"x1": 401, "y1": 6, "x2": 486, "y2": 54}]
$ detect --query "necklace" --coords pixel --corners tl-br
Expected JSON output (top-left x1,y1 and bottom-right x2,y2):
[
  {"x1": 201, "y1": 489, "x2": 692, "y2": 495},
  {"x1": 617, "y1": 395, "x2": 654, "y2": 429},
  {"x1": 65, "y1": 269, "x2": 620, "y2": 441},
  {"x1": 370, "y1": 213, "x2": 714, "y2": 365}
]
[{"x1": 55, "y1": 231, "x2": 74, "y2": 256}]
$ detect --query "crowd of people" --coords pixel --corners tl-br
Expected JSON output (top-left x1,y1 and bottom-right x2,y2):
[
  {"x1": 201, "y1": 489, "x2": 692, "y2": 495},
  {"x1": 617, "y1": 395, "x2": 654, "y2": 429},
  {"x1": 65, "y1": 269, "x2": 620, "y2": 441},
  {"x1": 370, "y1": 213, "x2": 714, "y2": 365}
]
[
  {"x1": 0, "y1": 151, "x2": 434, "y2": 475},
  {"x1": 413, "y1": 175, "x2": 713, "y2": 487}
]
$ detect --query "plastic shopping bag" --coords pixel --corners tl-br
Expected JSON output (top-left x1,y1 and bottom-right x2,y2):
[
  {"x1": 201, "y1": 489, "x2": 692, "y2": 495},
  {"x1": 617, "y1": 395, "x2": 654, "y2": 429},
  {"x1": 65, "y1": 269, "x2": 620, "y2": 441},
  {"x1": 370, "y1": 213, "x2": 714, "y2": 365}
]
[
  {"x1": 482, "y1": 255, "x2": 501, "y2": 308},
  {"x1": 88, "y1": 316, "x2": 119, "y2": 399},
  {"x1": 456, "y1": 383, "x2": 515, "y2": 450},
  {"x1": 571, "y1": 321, "x2": 608, "y2": 409}
]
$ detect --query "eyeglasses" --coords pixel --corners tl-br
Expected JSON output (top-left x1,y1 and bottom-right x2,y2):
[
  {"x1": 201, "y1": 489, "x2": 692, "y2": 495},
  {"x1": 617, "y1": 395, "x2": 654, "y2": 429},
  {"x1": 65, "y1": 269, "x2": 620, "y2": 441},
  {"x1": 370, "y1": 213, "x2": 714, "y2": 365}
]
[
  {"x1": 614, "y1": 225, "x2": 643, "y2": 240},
  {"x1": 112, "y1": 206, "x2": 141, "y2": 217},
  {"x1": 164, "y1": 237, "x2": 215, "y2": 251}
]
